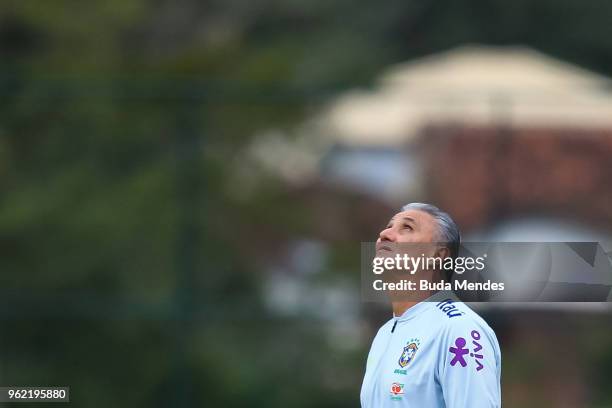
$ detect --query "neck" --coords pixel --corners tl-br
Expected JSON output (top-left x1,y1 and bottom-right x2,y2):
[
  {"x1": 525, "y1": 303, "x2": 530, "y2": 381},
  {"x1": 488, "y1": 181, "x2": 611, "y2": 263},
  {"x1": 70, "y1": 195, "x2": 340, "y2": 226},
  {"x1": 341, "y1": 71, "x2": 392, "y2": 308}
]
[
  {"x1": 392, "y1": 289, "x2": 438, "y2": 317},
  {"x1": 390, "y1": 270, "x2": 445, "y2": 317}
]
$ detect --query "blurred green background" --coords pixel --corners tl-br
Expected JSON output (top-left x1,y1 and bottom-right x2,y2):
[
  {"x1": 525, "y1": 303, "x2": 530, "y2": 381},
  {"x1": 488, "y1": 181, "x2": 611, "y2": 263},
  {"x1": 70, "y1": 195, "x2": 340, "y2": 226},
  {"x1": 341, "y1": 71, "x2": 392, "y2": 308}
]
[{"x1": 1, "y1": 1, "x2": 612, "y2": 407}]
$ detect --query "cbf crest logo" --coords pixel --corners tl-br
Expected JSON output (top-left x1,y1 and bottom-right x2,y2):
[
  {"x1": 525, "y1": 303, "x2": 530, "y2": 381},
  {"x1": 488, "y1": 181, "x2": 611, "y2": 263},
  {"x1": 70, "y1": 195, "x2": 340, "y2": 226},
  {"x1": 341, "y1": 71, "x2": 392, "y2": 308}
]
[{"x1": 398, "y1": 338, "x2": 420, "y2": 368}]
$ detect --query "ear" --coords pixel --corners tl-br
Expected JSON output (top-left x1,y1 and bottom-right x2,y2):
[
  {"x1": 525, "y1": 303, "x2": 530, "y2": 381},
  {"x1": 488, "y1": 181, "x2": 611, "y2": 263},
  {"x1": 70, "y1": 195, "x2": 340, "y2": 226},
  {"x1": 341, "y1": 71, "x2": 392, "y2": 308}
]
[{"x1": 435, "y1": 246, "x2": 451, "y2": 260}]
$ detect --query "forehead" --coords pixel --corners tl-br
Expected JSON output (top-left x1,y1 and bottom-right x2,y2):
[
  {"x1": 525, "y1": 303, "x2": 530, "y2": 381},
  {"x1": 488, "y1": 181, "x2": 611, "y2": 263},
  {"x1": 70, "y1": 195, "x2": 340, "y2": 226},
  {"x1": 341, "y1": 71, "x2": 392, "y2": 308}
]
[{"x1": 389, "y1": 209, "x2": 437, "y2": 228}]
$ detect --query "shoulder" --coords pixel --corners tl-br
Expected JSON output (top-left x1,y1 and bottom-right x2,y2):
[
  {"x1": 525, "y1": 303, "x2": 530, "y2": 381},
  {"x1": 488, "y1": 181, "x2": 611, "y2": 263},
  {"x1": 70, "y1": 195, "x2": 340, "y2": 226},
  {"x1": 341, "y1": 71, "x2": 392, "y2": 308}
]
[
  {"x1": 373, "y1": 317, "x2": 395, "y2": 340},
  {"x1": 432, "y1": 298, "x2": 499, "y2": 350},
  {"x1": 431, "y1": 298, "x2": 493, "y2": 330},
  {"x1": 431, "y1": 299, "x2": 501, "y2": 377}
]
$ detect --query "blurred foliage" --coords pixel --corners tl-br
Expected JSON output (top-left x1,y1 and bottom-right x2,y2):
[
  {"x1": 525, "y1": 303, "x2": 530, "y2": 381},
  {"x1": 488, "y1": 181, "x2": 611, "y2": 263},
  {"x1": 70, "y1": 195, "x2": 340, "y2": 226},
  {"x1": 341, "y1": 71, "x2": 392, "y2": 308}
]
[{"x1": 1, "y1": 0, "x2": 612, "y2": 406}]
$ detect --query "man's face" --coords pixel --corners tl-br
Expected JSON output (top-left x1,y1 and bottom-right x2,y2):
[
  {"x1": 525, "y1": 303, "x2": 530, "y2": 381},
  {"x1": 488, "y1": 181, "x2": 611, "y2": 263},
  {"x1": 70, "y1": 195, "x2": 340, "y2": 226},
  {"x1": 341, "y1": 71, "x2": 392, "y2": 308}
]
[
  {"x1": 377, "y1": 209, "x2": 439, "y2": 244},
  {"x1": 376, "y1": 209, "x2": 441, "y2": 259}
]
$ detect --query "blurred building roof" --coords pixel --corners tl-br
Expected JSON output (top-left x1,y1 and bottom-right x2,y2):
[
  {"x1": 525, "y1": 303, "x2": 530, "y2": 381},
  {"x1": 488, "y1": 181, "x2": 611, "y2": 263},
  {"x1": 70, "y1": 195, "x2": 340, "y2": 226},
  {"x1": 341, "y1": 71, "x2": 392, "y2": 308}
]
[
  {"x1": 419, "y1": 124, "x2": 612, "y2": 231},
  {"x1": 324, "y1": 45, "x2": 612, "y2": 146}
]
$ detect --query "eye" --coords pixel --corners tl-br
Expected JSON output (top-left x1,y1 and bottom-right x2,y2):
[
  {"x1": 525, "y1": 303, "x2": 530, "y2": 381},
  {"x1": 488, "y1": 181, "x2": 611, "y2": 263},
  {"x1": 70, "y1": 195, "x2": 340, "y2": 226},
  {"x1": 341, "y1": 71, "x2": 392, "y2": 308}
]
[{"x1": 403, "y1": 224, "x2": 413, "y2": 230}]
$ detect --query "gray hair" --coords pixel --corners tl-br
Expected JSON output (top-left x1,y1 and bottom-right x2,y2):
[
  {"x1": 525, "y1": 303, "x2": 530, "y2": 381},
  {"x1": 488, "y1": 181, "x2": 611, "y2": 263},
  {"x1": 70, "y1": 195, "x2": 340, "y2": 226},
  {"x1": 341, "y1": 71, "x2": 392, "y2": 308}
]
[{"x1": 401, "y1": 202, "x2": 461, "y2": 259}]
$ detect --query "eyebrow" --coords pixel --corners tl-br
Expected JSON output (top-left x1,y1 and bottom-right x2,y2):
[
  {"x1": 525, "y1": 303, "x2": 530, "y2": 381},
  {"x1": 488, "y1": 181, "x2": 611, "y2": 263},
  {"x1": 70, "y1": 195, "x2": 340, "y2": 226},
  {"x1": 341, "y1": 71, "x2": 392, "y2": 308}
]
[
  {"x1": 388, "y1": 216, "x2": 417, "y2": 226},
  {"x1": 401, "y1": 216, "x2": 416, "y2": 225}
]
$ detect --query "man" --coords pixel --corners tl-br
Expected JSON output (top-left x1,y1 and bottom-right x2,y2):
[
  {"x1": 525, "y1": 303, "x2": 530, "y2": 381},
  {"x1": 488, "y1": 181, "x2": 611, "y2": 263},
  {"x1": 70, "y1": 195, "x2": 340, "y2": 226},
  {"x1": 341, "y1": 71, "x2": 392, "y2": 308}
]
[{"x1": 360, "y1": 203, "x2": 501, "y2": 407}]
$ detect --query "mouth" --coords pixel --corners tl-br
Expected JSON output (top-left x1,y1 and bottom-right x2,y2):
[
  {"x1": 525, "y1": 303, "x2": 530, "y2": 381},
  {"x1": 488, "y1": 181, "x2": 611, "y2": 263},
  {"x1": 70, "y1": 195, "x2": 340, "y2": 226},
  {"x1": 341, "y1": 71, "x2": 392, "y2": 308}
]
[{"x1": 376, "y1": 244, "x2": 393, "y2": 253}]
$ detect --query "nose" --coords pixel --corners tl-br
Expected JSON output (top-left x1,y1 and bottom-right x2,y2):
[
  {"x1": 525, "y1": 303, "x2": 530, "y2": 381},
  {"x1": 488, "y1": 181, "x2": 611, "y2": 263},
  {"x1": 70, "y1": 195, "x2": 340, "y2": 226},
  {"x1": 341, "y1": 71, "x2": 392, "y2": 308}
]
[{"x1": 379, "y1": 226, "x2": 396, "y2": 242}]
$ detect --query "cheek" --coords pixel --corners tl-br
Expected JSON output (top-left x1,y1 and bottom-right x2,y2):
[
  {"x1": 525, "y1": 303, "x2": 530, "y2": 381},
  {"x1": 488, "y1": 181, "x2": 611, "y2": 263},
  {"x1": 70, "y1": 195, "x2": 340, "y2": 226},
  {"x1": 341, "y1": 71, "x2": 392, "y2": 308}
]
[
  {"x1": 395, "y1": 232, "x2": 415, "y2": 243},
  {"x1": 395, "y1": 236, "x2": 410, "y2": 243}
]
